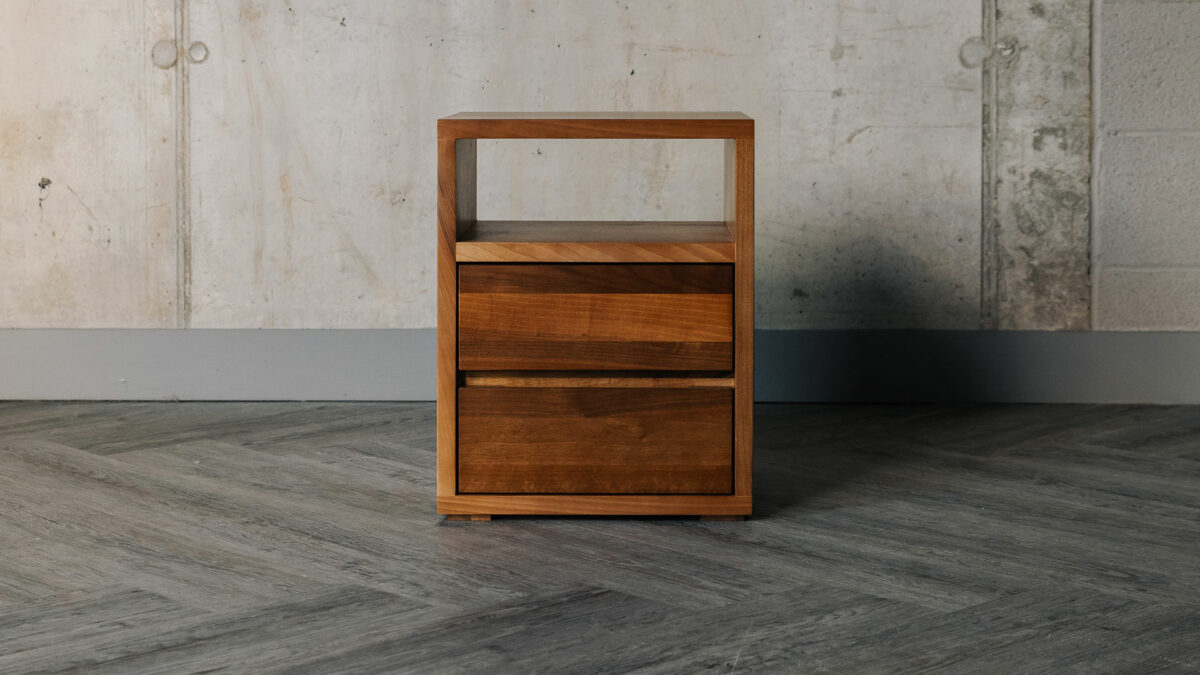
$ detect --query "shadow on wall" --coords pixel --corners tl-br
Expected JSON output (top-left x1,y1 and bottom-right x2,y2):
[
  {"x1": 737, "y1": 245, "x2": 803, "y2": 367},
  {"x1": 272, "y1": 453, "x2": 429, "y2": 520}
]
[
  {"x1": 757, "y1": 330, "x2": 988, "y2": 402},
  {"x1": 758, "y1": 225, "x2": 990, "y2": 403},
  {"x1": 749, "y1": 230, "x2": 996, "y2": 516},
  {"x1": 770, "y1": 229, "x2": 974, "y2": 332}
]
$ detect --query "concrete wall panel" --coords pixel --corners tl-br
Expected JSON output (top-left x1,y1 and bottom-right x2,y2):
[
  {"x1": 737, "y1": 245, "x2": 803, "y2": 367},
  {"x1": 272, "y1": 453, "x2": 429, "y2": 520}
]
[
  {"x1": 984, "y1": 0, "x2": 1092, "y2": 330},
  {"x1": 0, "y1": 1, "x2": 177, "y2": 327},
  {"x1": 187, "y1": 0, "x2": 981, "y2": 329}
]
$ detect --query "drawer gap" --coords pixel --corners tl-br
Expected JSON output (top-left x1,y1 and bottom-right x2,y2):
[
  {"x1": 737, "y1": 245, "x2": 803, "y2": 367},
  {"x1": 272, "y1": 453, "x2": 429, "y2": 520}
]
[{"x1": 462, "y1": 371, "x2": 734, "y2": 388}]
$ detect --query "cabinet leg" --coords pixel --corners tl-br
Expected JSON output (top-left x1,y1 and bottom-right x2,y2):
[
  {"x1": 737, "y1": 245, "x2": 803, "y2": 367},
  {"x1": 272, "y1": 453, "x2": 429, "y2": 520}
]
[
  {"x1": 700, "y1": 515, "x2": 744, "y2": 522},
  {"x1": 446, "y1": 514, "x2": 492, "y2": 522}
]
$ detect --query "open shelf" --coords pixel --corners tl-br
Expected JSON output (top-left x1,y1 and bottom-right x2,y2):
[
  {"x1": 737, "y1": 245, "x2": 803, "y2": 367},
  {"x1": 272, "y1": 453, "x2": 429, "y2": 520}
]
[{"x1": 455, "y1": 220, "x2": 734, "y2": 263}]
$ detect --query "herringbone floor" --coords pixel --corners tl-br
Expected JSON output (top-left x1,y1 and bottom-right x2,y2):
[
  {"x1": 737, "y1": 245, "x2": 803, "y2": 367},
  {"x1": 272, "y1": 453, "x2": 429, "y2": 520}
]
[{"x1": 0, "y1": 402, "x2": 1198, "y2": 672}]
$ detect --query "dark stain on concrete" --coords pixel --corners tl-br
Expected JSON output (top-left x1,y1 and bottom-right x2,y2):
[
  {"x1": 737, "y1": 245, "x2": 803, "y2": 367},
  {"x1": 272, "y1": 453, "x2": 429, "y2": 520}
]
[
  {"x1": 846, "y1": 126, "x2": 872, "y2": 145},
  {"x1": 1012, "y1": 169, "x2": 1084, "y2": 237},
  {"x1": 37, "y1": 177, "x2": 52, "y2": 209},
  {"x1": 1033, "y1": 126, "x2": 1067, "y2": 152},
  {"x1": 830, "y1": 37, "x2": 847, "y2": 62}
]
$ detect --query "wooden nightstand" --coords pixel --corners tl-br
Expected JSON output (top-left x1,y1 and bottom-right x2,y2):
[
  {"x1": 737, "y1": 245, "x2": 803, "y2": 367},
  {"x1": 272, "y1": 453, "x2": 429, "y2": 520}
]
[{"x1": 436, "y1": 112, "x2": 753, "y2": 519}]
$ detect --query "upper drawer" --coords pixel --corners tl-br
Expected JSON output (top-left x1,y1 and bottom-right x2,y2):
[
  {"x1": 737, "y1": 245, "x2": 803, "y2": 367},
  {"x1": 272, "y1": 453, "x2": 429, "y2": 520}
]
[{"x1": 458, "y1": 264, "x2": 733, "y2": 371}]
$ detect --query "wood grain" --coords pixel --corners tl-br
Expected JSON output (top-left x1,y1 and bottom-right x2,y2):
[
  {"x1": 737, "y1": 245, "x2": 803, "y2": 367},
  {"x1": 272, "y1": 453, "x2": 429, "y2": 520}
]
[
  {"x1": 438, "y1": 113, "x2": 753, "y2": 140},
  {"x1": 458, "y1": 264, "x2": 733, "y2": 371},
  {"x1": 458, "y1": 263, "x2": 732, "y2": 294},
  {"x1": 455, "y1": 221, "x2": 734, "y2": 263},
  {"x1": 457, "y1": 387, "x2": 733, "y2": 494},
  {"x1": 458, "y1": 340, "x2": 733, "y2": 372},
  {"x1": 437, "y1": 494, "x2": 752, "y2": 516},
  {"x1": 732, "y1": 135, "x2": 754, "y2": 500},
  {"x1": 462, "y1": 372, "x2": 734, "y2": 389},
  {"x1": 462, "y1": 294, "x2": 730, "y2": 342},
  {"x1": 442, "y1": 112, "x2": 753, "y2": 120},
  {"x1": 444, "y1": 515, "x2": 491, "y2": 522},
  {"x1": 435, "y1": 137, "x2": 458, "y2": 501}
]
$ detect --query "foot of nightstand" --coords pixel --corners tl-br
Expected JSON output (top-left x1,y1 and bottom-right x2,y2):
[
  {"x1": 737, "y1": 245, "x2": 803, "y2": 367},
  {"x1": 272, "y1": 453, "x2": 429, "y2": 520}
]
[
  {"x1": 446, "y1": 514, "x2": 492, "y2": 522},
  {"x1": 700, "y1": 515, "x2": 745, "y2": 522}
]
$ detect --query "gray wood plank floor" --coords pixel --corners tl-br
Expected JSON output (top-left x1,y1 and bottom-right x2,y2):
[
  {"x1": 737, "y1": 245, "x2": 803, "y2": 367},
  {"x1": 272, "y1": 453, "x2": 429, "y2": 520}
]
[{"x1": 1, "y1": 402, "x2": 1198, "y2": 673}]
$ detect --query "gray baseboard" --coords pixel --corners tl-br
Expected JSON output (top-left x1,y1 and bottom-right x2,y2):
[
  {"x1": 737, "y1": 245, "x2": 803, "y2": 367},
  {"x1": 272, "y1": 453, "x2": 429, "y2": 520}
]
[
  {"x1": 755, "y1": 330, "x2": 1200, "y2": 404},
  {"x1": 0, "y1": 329, "x2": 435, "y2": 401},
  {"x1": 2, "y1": 329, "x2": 1199, "y2": 403}
]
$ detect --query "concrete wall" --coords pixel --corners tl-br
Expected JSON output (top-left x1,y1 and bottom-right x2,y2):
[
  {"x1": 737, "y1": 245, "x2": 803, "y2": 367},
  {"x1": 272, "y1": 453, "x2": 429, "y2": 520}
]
[
  {"x1": 983, "y1": 0, "x2": 1092, "y2": 329},
  {"x1": 3, "y1": 1, "x2": 1198, "y2": 336},
  {"x1": 0, "y1": 1, "x2": 177, "y2": 327},
  {"x1": 1096, "y1": 0, "x2": 1200, "y2": 330},
  {"x1": 4, "y1": 0, "x2": 982, "y2": 331}
]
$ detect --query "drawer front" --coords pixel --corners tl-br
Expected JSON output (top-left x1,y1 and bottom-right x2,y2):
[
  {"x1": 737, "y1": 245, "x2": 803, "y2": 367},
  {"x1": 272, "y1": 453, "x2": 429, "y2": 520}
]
[
  {"x1": 458, "y1": 387, "x2": 733, "y2": 494},
  {"x1": 458, "y1": 264, "x2": 733, "y2": 371}
]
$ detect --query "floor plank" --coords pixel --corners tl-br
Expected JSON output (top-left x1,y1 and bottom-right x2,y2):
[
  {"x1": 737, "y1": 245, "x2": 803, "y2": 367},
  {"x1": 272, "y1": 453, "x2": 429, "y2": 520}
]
[{"x1": 1, "y1": 586, "x2": 433, "y2": 674}]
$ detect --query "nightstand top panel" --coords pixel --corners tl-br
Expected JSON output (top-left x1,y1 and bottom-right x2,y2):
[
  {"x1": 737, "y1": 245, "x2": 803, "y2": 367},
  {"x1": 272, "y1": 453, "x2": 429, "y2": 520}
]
[{"x1": 438, "y1": 112, "x2": 752, "y2": 139}]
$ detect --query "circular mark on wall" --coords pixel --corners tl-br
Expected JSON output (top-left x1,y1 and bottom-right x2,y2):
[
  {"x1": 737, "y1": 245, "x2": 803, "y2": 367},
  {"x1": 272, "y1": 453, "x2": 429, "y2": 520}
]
[
  {"x1": 959, "y1": 37, "x2": 991, "y2": 69},
  {"x1": 151, "y1": 39, "x2": 178, "y2": 69},
  {"x1": 187, "y1": 41, "x2": 210, "y2": 64}
]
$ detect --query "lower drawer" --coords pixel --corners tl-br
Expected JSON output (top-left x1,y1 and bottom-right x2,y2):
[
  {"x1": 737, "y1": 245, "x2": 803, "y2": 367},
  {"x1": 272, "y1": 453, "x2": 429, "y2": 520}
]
[{"x1": 457, "y1": 387, "x2": 732, "y2": 494}]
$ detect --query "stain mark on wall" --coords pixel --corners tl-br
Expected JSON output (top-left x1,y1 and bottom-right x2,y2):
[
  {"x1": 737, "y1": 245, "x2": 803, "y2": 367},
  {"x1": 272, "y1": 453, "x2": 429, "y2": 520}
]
[
  {"x1": 335, "y1": 225, "x2": 383, "y2": 292},
  {"x1": 280, "y1": 172, "x2": 296, "y2": 268},
  {"x1": 37, "y1": 177, "x2": 51, "y2": 209},
  {"x1": 1032, "y1": 126, "x2": 1067, "y2": 152},
  {"x1": 65, "y1": 184, "x2": 98, "y2": 222},
  {"x1": 830, "y1": 37, "x2": 847, "y2": 62},
  {"x1": 846, "y1": 126, "x2": 872, "y2": 145}
]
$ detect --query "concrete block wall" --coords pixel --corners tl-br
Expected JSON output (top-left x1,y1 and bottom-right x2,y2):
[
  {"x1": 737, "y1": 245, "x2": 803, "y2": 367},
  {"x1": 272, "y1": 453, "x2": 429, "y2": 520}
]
[{"x1": 1096, "y1": 0, "x2": 1200, "y2": 330}]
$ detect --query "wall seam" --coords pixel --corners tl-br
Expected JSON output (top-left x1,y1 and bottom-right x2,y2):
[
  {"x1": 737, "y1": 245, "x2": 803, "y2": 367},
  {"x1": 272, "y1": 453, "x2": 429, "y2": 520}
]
[
  {"x1": 980, "y1": 0, "x2": 999, "y2": 329},
  {"x1": 1090, "y1": 0, "x2": 1102, "y2": 330},
  {"x1": 174, "y1": 0, "x2": 192, "y2": 328},
  {"x1": 1104, "y1": 266, "x2": 1200, "y2": 273},
  {"x1": 1107, "y1": 129, "x2": 1200, "y2": 136}
]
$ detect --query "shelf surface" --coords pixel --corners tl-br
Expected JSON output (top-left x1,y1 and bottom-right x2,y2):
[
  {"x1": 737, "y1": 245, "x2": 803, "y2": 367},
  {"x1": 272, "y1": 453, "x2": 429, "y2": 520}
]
[
  {"x1": 438, "y1": 112, "x2": 752, "y2": 139},
  {"x1": 442, "y1": 112, "x2": 751, "y2": 120},
  {"x1": 455, "y1": 220, "x2": 735, "y2": 263}
]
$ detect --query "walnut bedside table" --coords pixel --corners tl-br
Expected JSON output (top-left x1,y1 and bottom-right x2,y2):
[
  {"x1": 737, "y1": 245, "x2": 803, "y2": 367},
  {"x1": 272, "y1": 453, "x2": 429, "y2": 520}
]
[{"x1": 436, "y1": 112, "x2": 753, "y2": 520}]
